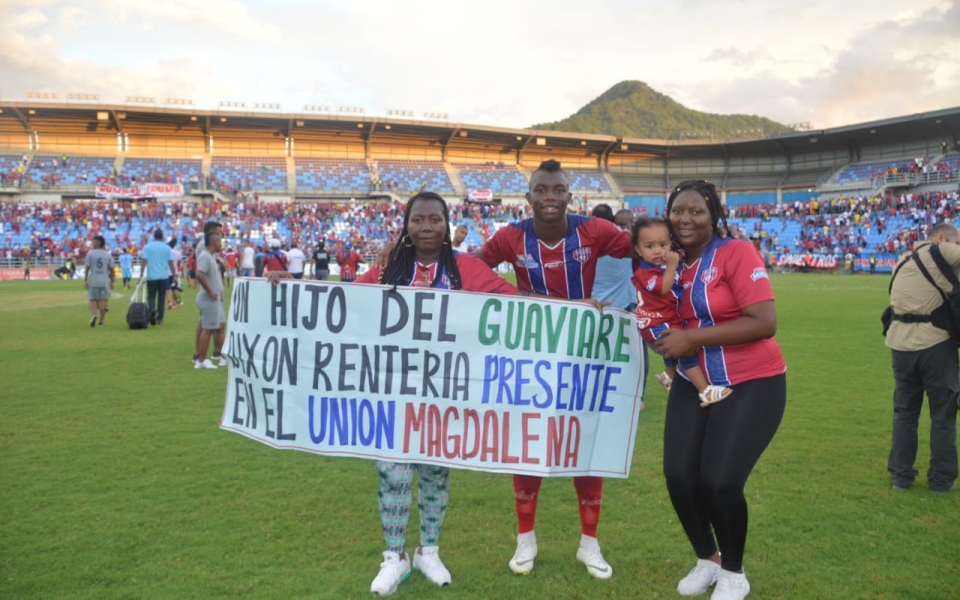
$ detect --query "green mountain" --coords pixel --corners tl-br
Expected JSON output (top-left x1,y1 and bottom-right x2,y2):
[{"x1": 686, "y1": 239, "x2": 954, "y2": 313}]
[{"x1": 532, "y1": 80, "x2": 789, "y2": 140}]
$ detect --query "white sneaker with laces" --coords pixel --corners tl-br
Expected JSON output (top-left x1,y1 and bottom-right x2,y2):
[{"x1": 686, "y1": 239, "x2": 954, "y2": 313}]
[
  {"x1": 413, "y1": 546, "x2": 451, "y2": 586},
  {"x1": 710, "y1": 569, "x2": 750, "y2": 600},
  {"x1": 508, "y1": 539, "x2": 538, "y2": 574},
  {"x1": 195, "y1": 359, "x2": 218, "y2": 370},
  {"x1": 215, "y1": 355, "x2": 230, "y2": 367},
  {"x1": 370, "y1": 551, "x2": 411, "y2": 597},
  {"x1": 576, "y1": 545, "x2": 613, "y2": 579},
  {"x1": 678, "y1": 558, "x2": 722, "y2": 596}
]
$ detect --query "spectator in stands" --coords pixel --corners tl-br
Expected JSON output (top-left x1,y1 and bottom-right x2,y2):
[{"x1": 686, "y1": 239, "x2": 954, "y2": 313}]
[
  {"x1": 286, "y1": 242, "x2": 306, "y2": 279},
  {"x1": 312, "y1": 240, "x2": 330, "y2": 280},
  {"x1": 83, "y1": 235, "x2": 114, "y2": 327},
  {"x1": 478, "y1": 159, "x2": 633, "y2": 580},
  {"x1": 655, "y1": 179, "x2": 785, "y2": 600},
  {"x1": 139, "y1": 228, "x2": 175, "y2": 326},
  {"x1": 885, "y1": 223, "x2": 959, "y2": 494}
]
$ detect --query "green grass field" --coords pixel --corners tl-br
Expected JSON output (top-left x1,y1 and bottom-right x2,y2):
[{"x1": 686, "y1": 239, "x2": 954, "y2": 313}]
[{"x1": 2, "y1": 274, "x2": 958, "y2": 600}]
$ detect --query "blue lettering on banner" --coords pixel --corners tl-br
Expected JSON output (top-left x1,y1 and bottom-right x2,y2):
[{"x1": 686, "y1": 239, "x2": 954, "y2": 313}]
[
  {"x1": 480, "y1": 355, "x2": 619, "y2": 412},
  {"x1": 308, "y1": 396, "x2": 396, "y2": 449}
]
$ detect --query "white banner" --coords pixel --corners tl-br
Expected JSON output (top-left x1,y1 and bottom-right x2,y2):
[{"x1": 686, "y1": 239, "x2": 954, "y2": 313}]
[
  {"x1": 468, "y1": 189, "x2": 494, "y2": 202},
  {"x1": 220, "y1": 279, "x2": 644, "y2": 477}
]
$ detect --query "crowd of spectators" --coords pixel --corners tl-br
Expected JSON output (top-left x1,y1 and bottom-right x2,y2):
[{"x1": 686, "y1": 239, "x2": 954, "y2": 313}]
[{"x1": 2, "y1": 186, "x2": 959, "y2": 269}]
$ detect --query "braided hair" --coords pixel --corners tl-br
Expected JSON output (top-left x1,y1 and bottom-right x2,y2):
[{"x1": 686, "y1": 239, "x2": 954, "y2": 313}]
[
  {"x1": 664, "y1": 179, "x2": 729, "y2": 239},
  {"x1": 379, "y1": 191, "x2": 463, "y2": 290}
]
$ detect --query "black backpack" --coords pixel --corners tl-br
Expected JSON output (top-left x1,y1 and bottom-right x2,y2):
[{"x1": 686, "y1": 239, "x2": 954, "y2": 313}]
[{"x1": 882, "y1": 244, "x2": 960, "y2": 340}]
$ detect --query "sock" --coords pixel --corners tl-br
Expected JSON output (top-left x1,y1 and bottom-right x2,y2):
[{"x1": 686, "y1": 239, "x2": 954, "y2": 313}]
[
  {"x1": 580, "y1": 534, "x2": 599, "y2": 550},
  {"x1": 513, "y1": 474, "x2": 543, "y2": 534},
  {"x1": 574, "y1": 476, "x2": 603, "y2": 537}
]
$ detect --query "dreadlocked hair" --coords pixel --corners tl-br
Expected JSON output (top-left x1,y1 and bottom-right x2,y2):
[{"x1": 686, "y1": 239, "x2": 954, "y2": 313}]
[
  {"x1": 665, "y1": 179, "x2": 729, "y2": 238},
  {"x1": 378, "y1": 191, "x2": 463, "y2": 290}
]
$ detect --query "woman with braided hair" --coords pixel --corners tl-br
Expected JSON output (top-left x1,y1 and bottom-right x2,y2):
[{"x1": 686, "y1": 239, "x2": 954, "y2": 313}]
[
  {"x1": 654, "y1": 179, "x2": 786, "y2": 600},
  {"x1": 355, "y1": 191, "x2": 519, "y2": 596}
]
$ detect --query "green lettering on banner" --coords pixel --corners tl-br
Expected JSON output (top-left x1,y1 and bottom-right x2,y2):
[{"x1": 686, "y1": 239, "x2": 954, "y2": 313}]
[
  {"x1": 478, "y1": 299, "x2": 501, "y2": 345},
  {"x1": 544, "y1": 305, "x2": 567, "y2": 354},
  {"x1": 614, "y1": 317, "x2": 632, "y2": 364},
  {"x1": 566, "y1": 308, "x2": 579, "y2": 356},
  {"x1": 577, "y1": 310, "x2": 596, "y2": 359},
  {"x1": 595, "y1": 313, "x2": 614, "y2": 361},
  {"x1": 523, "y1": 304, "x2": 543, "y2": 353}
]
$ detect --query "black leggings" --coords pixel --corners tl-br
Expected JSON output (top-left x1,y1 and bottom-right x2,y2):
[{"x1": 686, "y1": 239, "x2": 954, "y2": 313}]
[{"x1": 663, "y1": 373, "x2": 786, "y2": 572}]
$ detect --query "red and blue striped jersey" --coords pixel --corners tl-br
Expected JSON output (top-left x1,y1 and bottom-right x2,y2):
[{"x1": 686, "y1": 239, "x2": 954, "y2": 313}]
[
  {"x1": 481, "y1": 215, "x2": 631, "y2": 299},
  {"x1": 677, "y1": 236, "x2": 786, "y2": 386}
]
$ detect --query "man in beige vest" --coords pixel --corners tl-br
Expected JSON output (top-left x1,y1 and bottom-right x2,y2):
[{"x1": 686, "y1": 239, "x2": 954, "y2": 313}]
[{"x1": 886, "y1": 222, "x2": 960, "y2": 493}]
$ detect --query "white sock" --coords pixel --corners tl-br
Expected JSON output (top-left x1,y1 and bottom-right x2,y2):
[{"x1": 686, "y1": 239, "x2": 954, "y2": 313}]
[
  {"x1": 518, "y1": 531, "x2": 536, "y2": 545},
  {"x1": 580, "y1": 534, "x2": 599, "y2": 550}
]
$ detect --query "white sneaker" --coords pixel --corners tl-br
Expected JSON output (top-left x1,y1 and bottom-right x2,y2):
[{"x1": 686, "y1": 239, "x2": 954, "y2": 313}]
[
  {"x1": 370, "y1": 551, "x2": 411, "y2": 597},
  {"x1": 710, "y1": 569, "x2": 750, "y2": 600},
  {"x1": 413, "y1": 546, "x2": 451, "y2": 586},
  {"x1": 215, "y1": 354, "x2": 230, "y2": 367},
  {"x1": 576, "y1": 545, "x2": 613, "y2": 579},
  {"x1": 508, "y1": 539, "x2": 538, "y2": 574},
  {"x1": 678, "y1": 558, "x2": 721, "y2": 596},
  {"x1": 195, "y1": 359, "x2": 218, "y2": 370}
]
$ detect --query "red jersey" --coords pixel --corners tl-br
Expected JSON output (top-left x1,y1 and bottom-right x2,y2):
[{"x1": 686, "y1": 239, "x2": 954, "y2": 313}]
[
  {"x1": 631, "y1": 260, "x2": 681, "y2": 344},
  {"x1": 337, "y1": 249, "x2": 361, "y2": 282},
  {"x1": 226, "y1": 252, "x2": 238, "y2": 270},
  {"x1": 677, "y1": 236, "x2": 785, "y2": 386},
  {"x1": 481, "y1": 215, "x2": 631, "y2": 299},
  {"x1": 357, "y1": 252, "x2": 518, "y2": 295}
]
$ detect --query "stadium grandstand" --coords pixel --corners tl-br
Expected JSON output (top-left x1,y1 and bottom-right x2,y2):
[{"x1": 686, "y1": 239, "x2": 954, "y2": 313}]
[{"x1": 1, "y1": 100, "x2": 958, "y2": 277}]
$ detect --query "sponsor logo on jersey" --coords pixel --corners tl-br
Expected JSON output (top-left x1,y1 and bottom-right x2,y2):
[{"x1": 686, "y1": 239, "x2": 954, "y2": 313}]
[
  {"x1": 645, "y1": 276, "x2": 657, "y2": 291},
  {"x1": 750, "y1": 267, "x2": 769, "y2": 281},
  {"x1": 515, "y1": 254, "x2": 540, "y2": 269},
  {"x1": 544, "y1": 260, "x2": 564, "y2": 268},
  {"x1": 701, "y1": 267, "x2": 717, "y2": 284},
  {"x1": 637, "y1": 317, "x2": 652, "y2": 329},
  {"x1": 572, "y1": 246, "x2": 591, "y2": 263}
]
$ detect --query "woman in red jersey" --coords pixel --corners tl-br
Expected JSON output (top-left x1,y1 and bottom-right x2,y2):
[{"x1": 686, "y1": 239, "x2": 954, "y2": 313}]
[{"x1": 655, "y1": 179, "x2": 786, "y2": 600}]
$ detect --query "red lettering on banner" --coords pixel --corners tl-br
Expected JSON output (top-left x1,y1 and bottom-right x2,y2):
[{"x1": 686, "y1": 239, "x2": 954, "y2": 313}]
[
  {"x1": 521, "y1": 413, "x2": 541, "y2": 464},
  {"x1": 426, "y1": 405, "x2": 442, "y2": 457},
  {"x1": 501, "y1": 412, "x2": 518, "y2": 464},
  {"x1": 442, "y1": 407, "x2": 459, "y2": 459},
  {"x1": 546, "y1": 416, "x2": 581, "y2": 467},
  {"x1": 480, "y1": 410, "x2": 499, "y2": 462},
  {"x1": 564, "y1": 417, "x2": 581, "y2": 467},
  {"x1": 403, "y1": 402, "x2": 426, "y2": 453},
  {"x1": 462, "y1": 408, "x2": 480, "y2": 459}
]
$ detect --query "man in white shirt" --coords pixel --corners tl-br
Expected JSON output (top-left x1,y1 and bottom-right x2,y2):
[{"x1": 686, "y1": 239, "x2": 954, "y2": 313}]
[
  {"x1": 451, "y1": 225, "x2": 468, "y2": 252},
  {"x1": 240, "y1": 241, "x2": 255, "y2": 277},
  {"x1": 286, "y1": 242, "x2": 306, "y2": 279}
]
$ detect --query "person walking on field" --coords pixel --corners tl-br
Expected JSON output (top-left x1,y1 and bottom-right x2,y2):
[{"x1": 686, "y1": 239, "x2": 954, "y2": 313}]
[
  {"x1": 84, "y1": 235, "x2": 114, "y2": 327},
  {"x1": 139, "y1": 229, "x2": 175, "y2": 326}
]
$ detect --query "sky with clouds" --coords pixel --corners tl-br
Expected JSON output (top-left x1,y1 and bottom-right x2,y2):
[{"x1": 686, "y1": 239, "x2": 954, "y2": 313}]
[{"x1": 1, "y1": 0, "x2": 958, "y2": 132}]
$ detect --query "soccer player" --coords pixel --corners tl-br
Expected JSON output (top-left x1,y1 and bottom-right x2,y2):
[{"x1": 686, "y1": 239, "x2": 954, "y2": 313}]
[
  {"x1": 335, "y1": 239, "x2": 365, "y2": 282},
  {"x1": 478, "y1": 159, "x2": 633, "y2": 579},
  {"x1": 118, "y1": 248, "x2": 133, "y2": 289},
  {"x1": 84, "y1": 235, "x2": 114, "y2": 327}
]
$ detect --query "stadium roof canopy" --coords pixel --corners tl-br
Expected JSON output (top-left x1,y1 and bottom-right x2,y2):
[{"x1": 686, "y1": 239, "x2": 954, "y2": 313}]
[{"x1": 0, "y1": 101, "x2": 958, "y2": 163}]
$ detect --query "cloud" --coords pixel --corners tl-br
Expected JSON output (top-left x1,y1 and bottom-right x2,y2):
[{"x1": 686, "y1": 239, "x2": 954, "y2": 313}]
[
  {"x1": 93, "y1": 0, "x2": 283, "y2": 42},
  {"x1": 705, "y1": 47, "x2": 773, "y2": 68}
]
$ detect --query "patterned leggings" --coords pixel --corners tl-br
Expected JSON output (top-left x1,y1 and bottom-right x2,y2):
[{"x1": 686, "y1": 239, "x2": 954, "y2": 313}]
[{"x1": 377, "y1": 461, "x2": 449, "y2": 554}]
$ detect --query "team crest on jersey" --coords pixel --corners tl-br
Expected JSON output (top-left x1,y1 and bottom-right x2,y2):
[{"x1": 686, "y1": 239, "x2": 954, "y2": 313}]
[
  {"x1": 645, "y1": 276, "x2": 657, "y2": 291},
  {"x1": 700, "y1": 267, "x2": 717, "y2": 284},
  {"x1": 515, "y1": 254, "x2": 540, "y2": 269},
  {"x1": 750, "y1": 267, "x2": 769, "y2": 281},
  {"x1": 572, "y1": 247, "x2": 591, "y2": 263}
]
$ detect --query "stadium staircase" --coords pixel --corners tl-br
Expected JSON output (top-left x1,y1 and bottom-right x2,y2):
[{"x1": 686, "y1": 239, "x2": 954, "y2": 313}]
[
  {"x1": 201, "y1": 155, "x2": 212, "y2": 182},
  {"x1": 286, "y1": 157, "x2": 296, "y2": 194},
  {"x1": 443, "y1": 163, "x2": 466, "y2": 199},
  {"x1": 601, "y1": 171, "x2": 622, "y2": 197}
]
